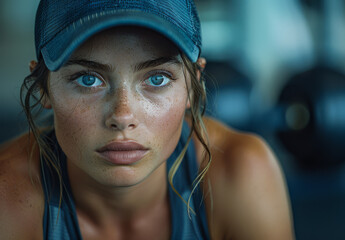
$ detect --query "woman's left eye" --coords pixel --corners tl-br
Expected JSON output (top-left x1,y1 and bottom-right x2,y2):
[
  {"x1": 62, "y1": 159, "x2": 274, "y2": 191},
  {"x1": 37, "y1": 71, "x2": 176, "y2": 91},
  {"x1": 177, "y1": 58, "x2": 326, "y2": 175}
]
[
  {"x1": 75, "y1": 74, "x2": 104, "y2": 87},
  {"x1": 144, "y1": 74, "x2": 171, "y2": 87}
]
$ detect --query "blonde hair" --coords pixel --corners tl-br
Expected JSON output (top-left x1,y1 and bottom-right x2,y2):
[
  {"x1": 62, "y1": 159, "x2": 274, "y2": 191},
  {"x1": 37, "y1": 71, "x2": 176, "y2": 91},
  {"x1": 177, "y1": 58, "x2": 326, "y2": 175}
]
[
  {"x1": 168, "y1": 54, "x2": 211, "y2": 216},
  {"x1": 21, "y1": 53, "x2": 212, "y2": 213}
]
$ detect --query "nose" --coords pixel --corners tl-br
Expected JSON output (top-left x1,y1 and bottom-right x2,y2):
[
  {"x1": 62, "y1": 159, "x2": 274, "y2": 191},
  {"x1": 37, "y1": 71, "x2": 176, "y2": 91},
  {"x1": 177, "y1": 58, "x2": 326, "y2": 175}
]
[{"x1": 105, "y1": 86, "x2": 139, "y2": 131}]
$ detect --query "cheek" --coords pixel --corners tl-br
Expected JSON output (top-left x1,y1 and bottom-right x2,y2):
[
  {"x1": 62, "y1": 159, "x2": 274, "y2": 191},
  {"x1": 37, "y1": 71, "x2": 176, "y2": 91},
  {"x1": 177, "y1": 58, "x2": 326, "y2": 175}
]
[
  {"x1": 50, "y1": 90, "x2": 101, "y2": 155},
  {"x1": 141, "y1": 87, "x2": 188, "y2": 153},
  {"x1": 146, "y1": 97, "x2": 184, "y2": 129}
]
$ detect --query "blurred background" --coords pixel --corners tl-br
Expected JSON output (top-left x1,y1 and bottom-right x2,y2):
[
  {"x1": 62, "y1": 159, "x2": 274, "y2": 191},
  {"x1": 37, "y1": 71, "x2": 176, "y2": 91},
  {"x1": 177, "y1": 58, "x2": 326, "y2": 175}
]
[{"x1": 1, "y1": 0, "x2": 345, "y2": 239}]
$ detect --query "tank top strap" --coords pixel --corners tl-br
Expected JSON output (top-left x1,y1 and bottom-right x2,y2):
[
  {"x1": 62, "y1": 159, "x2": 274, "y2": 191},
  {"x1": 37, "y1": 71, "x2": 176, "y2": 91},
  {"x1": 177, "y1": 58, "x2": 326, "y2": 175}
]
[
  {"x1": 167, "y1": 121, "x2": 210, "y2": 239},
  {"x1": 41, "y1": 131, "x2": 82, "y2": 240}
]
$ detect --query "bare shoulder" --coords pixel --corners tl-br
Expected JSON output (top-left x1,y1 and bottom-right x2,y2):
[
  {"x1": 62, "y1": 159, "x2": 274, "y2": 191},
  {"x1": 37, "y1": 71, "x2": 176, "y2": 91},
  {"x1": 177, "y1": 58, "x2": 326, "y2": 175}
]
[
  {"x1": 203, "y1": 117, "x2": 280, "y2": 177},
  {"x1": 199, "y1": 117, "x2": 294, "y2": 240},
  {"x1": 0, "y1": 133, "x2": 44, "y2": 240}
]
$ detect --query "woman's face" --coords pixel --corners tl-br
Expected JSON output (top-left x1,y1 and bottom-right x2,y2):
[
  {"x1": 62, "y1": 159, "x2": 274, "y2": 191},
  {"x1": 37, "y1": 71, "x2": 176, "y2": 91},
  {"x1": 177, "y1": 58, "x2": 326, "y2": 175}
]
[{"x1": 47, "y1": 27, "x2": 190, "y2": 187}]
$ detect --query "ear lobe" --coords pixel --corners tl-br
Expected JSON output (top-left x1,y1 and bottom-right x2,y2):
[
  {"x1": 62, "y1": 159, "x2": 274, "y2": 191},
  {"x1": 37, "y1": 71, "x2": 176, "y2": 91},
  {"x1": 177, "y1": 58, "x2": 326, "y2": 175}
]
[
  {"x1": 40, "y1": 90, "x2": 52, "y2": 109},
  {"x1": 41, "y1": 96, "x2": 52, "y2": 109},
  {"x1": 29, "y1": 60, "x2": 37, "y2": 73},
  {"x1": 186, "y1": 98, "x2": 191, "y2": 109}
]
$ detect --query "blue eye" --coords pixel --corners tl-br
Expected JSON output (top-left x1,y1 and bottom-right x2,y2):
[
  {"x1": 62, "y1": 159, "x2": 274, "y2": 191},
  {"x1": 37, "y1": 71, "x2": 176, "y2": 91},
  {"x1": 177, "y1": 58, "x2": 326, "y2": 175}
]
[
  {"x1": 145, "y1": 74, "x2": 171, "y2": 87},
  {"x1": 75, "y1": 75, "x2": 103, "y2": 87}
]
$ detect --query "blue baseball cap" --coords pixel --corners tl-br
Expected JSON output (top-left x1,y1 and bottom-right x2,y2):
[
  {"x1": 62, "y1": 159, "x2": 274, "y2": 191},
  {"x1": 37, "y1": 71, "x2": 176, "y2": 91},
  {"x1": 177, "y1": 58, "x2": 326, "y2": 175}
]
[{"x1": 35, "y1": 0, "x2": 202, "y2": 71}]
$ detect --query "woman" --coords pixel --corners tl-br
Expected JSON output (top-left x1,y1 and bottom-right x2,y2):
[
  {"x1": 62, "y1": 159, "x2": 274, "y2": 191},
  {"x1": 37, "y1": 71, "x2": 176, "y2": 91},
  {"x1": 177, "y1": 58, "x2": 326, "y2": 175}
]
[{"x1": 0, "y1": 0, "x2": 294, "y2": 239}]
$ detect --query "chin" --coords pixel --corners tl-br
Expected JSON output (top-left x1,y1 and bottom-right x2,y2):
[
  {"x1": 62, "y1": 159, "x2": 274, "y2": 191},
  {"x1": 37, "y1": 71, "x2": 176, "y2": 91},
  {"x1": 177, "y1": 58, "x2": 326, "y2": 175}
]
[{"x1": 90, "y1": 164, "x2": 155, "y2": 188}]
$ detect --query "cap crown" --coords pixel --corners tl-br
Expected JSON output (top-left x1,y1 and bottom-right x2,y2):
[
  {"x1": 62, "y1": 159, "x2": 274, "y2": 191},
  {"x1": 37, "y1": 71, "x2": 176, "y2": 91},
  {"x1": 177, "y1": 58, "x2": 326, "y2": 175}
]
[{"x1": 35, "y1": 0, "x2": 201, "y2": 63}]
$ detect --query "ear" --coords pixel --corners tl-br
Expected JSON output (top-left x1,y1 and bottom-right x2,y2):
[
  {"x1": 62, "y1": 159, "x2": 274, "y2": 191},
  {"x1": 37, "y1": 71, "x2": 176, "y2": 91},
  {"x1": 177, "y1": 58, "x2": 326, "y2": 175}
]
[
  {"x1": 41, "y1": 92, "x2": 52, "y2": 109},
  {"x1": 186, "y1": 57, "x2": 207, "y2": 109},
  {"x1": 29, "y1": 60, "x2": 37, "y2": 73},
  {"x1": 30, "y1": 60, "x2": 52, "y2": 109},
  {"x1": 196, "y1": 57, "x2": 206, "y2": 81},
  {"x1": 186, "y1": 98, "x2": 191, "y2": 109}
]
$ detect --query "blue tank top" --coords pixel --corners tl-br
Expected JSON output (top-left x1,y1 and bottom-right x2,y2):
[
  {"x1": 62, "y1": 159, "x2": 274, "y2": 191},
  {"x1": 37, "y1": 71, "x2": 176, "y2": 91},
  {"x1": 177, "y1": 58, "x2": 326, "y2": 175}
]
[{"x1": 41, "y1": 122, "x2": 210, "y2": 239}]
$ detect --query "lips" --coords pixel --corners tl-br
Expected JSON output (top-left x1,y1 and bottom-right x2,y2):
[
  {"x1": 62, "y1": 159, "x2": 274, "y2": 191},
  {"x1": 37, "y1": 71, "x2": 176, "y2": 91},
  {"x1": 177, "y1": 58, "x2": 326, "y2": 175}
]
[{"x1": 96, "y1": 141, "x2": 149, "y2": 165}]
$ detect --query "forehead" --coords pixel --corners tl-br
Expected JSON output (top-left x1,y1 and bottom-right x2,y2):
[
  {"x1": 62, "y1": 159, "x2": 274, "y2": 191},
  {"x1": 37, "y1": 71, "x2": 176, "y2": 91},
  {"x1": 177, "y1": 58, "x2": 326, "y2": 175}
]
[{"x1": 70, "y1": 26, "x2": 180, "y2": 60}]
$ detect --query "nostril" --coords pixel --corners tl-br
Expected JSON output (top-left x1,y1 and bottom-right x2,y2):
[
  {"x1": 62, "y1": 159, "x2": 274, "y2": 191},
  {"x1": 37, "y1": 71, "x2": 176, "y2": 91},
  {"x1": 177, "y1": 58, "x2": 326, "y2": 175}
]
[
  {"x1": 108, "y1": 123, "x2": 136, "y2": 130},
  {"x1": 128, "y1": 123, "x2": 135, "y2": 129}
]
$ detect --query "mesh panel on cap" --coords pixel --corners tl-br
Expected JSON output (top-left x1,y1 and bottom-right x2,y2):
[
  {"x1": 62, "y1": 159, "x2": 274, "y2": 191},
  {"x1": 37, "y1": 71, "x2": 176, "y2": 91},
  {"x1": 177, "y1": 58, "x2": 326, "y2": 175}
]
[{"x1": 35, "y1": 0, "x2": 201, "y2": 65}]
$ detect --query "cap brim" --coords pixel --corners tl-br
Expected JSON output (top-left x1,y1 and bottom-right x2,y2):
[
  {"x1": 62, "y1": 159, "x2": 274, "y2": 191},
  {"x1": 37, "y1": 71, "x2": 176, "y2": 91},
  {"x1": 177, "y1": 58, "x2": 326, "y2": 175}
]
[{"x1": 41, "y1": 10, "x2": 200, "y2": 71}]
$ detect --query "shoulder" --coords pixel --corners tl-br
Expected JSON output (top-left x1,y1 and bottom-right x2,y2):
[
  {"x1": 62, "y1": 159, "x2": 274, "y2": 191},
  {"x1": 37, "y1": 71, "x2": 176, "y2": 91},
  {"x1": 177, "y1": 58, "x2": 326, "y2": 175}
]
[
  {"x1": 196, "y1": 117, "x2": 294, "y2": 239},
  {"x1": 0, "y1": 133, "x2": 44, "y2": 240},
  {"x1": 204, "y1": 117, "x2": 280, "y2": 180},
  {"x1": 200, "y1": 117, "x2": 278, "y2": 176}
]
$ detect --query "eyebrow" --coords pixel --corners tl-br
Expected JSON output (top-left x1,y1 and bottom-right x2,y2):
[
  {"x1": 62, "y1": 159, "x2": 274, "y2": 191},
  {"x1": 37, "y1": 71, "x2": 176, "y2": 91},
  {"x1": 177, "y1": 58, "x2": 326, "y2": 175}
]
[
  {"x1": 63, "y1": 55, "x2": 182, "y2": 72},
  {"x1": 134, "y1": 56, "x2": 182, "y2": 72},
  {"x1": 63, "y1": 59, "x2": 114, "y2": 72}
]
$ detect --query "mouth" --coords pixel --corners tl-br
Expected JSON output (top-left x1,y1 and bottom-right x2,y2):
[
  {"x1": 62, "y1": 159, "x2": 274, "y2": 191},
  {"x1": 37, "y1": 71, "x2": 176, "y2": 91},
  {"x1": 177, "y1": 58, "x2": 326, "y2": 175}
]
[{"x1": 96, "y1": 141, "x2": 149, "y2": 165}]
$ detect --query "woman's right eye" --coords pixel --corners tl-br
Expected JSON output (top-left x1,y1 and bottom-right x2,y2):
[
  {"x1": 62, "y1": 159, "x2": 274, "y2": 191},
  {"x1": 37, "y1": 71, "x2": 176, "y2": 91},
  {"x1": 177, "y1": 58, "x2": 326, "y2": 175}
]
[{"x1": 75, "y1": 74, "x2": 104, "y2": 88}]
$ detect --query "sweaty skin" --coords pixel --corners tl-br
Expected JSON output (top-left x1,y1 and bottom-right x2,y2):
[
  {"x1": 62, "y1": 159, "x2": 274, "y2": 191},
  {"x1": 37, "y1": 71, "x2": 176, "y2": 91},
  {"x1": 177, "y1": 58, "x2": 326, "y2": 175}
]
[
  {"x1": 49, "y1": 28, "x2": 187, "y2": 188},
  {"x1": 0, "y1": 27, "x2": 294, "y2": 240}
]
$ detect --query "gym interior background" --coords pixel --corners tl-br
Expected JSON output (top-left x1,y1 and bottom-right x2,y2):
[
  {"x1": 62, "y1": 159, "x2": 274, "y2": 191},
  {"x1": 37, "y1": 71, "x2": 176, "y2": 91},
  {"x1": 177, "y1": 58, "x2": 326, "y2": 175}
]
[{"x1": 1, "y1": 0, "x2": 345, "y2": 239}]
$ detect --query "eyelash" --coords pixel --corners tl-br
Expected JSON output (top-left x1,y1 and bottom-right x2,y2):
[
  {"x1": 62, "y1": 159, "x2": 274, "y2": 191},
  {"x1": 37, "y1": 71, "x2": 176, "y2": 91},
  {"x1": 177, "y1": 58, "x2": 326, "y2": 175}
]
[
  {"x1": 67, "y1": 69, "x2": 177, "y2": 92},
  {"x1": 68, "y1": 71, "x2": 105, "y2": 92},
  {"x1": 143, "y1": 70, "x2": 177, "y2": 89}
]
